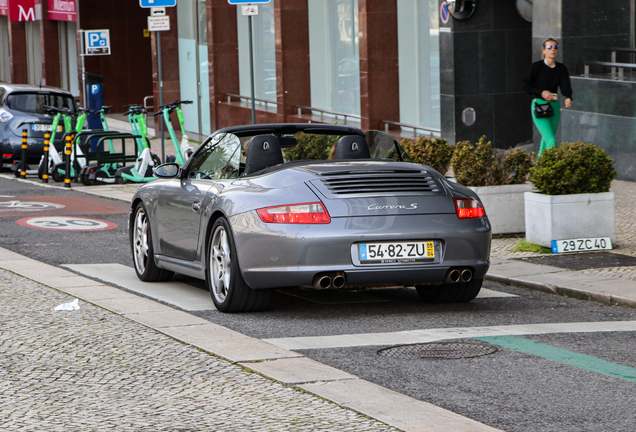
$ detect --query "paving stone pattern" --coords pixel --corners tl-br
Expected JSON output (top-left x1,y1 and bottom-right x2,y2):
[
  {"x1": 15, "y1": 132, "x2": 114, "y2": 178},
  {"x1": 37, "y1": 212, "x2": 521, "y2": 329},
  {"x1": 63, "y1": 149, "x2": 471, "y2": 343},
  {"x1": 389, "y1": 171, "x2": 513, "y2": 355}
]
[
  {"x1": 490, "y1": 180, "x2": 636, "y2": 281},
  {"x1": 0, "y1": 270, "x2": 397, "y2": 432}
]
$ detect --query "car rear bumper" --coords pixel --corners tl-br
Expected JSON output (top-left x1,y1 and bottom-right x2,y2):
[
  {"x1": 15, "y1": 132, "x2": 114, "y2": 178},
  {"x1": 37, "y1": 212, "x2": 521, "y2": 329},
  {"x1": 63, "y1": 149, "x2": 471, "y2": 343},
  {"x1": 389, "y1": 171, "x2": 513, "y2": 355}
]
[{"x1": 230, "y1": 212, "x2": 491, "y2": 289}]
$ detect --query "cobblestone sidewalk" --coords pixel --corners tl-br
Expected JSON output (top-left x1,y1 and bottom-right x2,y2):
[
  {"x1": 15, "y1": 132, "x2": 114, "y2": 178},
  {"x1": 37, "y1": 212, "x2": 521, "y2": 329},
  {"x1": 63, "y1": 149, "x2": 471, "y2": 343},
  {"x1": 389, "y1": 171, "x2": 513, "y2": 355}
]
[
  {"x1": 0, "y1": 270, "x2": 397, "y2": 432},
  {"x1": 490, "y1": 180, "x2": 636, "y2": 281}
]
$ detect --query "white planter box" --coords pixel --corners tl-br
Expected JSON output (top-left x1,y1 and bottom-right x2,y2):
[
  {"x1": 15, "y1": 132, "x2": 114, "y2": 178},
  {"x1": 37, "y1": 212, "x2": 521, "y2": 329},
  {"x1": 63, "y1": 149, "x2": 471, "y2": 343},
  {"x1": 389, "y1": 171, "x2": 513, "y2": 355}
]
[
  {"x1": 524, "y1": 191, "x2": 616, "y2": 247},
  {"x1": 469, "y1": 183, "x2": 534, "y2": 234}
]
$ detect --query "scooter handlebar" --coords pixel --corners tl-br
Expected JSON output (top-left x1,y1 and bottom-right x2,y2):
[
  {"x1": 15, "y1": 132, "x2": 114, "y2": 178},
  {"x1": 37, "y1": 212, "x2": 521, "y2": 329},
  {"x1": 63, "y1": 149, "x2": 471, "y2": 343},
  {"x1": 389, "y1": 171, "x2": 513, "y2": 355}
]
[{"x1": 43, "y1": 105, "x2": 74, "y2": 116}]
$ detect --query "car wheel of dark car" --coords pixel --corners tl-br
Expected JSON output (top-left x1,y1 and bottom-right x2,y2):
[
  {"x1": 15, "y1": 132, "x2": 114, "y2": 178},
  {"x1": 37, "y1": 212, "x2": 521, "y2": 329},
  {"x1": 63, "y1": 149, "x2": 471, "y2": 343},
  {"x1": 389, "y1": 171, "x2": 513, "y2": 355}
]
[
  {"x1": 207, "y1": 217, "x2": 273, "y2": 313},
  {"x1": 130, "y1": 202, "x2": 174, "y2": 282},
  {"x1": 416, "y1": 278, "x2": 483, "y2": 303}
]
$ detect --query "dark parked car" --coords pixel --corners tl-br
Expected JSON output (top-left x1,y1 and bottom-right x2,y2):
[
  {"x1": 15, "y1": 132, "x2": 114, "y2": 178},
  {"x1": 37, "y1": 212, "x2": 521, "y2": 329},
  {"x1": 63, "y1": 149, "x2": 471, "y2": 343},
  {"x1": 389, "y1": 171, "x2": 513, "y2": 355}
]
[
  {"x1": 0, "y1": 83, "x2": 77, "y2": 170},
  {"x1": 129, "y1": 123, "x2": 491, "y2": 313}
]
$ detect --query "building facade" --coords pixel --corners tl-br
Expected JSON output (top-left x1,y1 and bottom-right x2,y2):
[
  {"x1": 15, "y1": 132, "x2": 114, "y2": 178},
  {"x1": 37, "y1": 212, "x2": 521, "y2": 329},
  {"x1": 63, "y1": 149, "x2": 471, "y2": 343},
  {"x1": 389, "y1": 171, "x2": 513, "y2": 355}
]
[{"x1": 2, "y1": 0, "x2": 636, "y2": 181}]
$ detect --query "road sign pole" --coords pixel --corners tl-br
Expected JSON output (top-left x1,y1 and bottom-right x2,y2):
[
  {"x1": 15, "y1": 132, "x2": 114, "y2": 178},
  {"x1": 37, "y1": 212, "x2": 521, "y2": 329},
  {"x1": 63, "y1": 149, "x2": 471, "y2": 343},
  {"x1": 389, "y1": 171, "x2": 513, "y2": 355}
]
[
  {"x1": 248, "y1": 15, "x2": 256, "y2": 125},
  {"x1": 80, "y1": 31, "x2": 87, "y2": 109},
  {"x1": 158, "y1": 31, "x2": 165, "y2": 163}
]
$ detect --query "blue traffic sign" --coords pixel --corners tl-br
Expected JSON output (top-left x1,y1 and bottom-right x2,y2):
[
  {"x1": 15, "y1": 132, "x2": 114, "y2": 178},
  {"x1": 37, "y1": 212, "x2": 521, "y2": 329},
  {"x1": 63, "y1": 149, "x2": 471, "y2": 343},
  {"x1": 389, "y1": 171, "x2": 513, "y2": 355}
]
[
  {"x1": 228, "y1": 0, "x2": 271, "y2": 4},
  {"x1": 84, "y1": 30, "x2": 111, "y2": 55},
  {"x1": 140, "y1": 0, "x2": 176, "y2": 8}
]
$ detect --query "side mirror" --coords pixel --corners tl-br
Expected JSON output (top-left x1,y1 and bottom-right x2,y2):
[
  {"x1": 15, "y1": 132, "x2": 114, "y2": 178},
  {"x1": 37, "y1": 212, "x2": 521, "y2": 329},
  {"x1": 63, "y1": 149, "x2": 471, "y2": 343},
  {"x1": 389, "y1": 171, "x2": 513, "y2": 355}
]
[{"x1": 154, "y1": 163, "x2": 180, "y2": 178}]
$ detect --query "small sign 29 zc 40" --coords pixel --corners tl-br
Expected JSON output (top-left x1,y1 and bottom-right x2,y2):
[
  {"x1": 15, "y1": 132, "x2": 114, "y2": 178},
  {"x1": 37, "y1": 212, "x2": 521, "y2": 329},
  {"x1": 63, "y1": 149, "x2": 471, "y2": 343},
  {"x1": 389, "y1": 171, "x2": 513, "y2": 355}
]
[{"x1": 551, "y1": 237, "x2": 613, "y2": 253}]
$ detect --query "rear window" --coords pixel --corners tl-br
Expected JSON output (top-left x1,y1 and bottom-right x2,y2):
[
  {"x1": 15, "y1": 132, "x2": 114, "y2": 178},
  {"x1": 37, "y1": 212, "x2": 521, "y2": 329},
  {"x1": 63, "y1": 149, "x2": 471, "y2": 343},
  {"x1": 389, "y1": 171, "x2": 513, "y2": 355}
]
[{"x1": 7, "y1": 92, "x2": 76, "y2": 115}]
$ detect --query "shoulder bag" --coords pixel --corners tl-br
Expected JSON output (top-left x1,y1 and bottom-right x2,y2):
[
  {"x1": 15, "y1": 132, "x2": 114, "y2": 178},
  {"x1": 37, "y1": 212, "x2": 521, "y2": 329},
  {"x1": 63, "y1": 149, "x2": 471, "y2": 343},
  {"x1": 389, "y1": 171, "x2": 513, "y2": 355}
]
[{"x1": 533, "y1": 99, "x2": 554, "y2": 118}]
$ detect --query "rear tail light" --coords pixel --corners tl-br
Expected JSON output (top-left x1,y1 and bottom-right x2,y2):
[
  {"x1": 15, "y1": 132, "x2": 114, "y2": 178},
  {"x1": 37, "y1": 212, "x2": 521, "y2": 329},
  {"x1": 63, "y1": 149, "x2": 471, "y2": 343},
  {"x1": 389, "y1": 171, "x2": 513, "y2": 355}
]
[
  {"x1": 257, "y1": 202, "x2": 331, "y2": 224},
  {"x1": 454, "y1": 198, "x2": 486, "y2": 219},
  {"x1": 3, "y1": 154, "x2": 13, "y2": 159}
]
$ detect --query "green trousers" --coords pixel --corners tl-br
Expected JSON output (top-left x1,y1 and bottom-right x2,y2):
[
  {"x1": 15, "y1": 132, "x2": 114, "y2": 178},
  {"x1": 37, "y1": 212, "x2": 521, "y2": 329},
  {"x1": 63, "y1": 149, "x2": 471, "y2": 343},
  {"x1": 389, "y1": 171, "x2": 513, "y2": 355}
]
[{"x1": 531, "y1": 99, "x2": 561, "y2": 157}]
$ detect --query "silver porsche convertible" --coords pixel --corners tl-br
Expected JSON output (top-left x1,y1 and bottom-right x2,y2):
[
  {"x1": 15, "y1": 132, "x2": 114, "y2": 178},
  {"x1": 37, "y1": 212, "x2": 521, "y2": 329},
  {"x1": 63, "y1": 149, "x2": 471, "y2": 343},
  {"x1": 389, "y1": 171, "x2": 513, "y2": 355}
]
[{"x1": 129, "y1": 124, "x2": 491, "y2": 312}]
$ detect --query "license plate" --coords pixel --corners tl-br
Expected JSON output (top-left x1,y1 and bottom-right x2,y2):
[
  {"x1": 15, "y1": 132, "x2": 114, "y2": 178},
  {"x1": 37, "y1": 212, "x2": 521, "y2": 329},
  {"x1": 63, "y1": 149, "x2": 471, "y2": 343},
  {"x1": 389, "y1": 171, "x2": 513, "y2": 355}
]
[
  {"x1": 551, "y1": 237, "x2": 613, "y2": 253},
  {"x1": 358, "y1": 241, "x2": 435, "y2": 264},
  {"x1": 31, "y1": 124, "x2": 62, "y2": 132}
]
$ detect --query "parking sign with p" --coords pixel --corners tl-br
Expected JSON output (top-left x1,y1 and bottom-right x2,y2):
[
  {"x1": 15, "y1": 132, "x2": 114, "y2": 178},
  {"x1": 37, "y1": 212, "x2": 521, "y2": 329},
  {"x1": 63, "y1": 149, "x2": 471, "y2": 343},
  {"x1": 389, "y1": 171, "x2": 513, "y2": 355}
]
[{"x1": 84, "y1": 30, "x2": 111, "y2": 56}]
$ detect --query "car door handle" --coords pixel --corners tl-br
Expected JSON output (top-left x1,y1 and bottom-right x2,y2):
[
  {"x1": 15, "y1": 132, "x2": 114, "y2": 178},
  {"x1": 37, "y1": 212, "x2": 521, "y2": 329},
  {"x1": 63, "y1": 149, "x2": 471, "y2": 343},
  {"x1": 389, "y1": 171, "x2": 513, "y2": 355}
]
[{"x1": 192, "y1": 201, "x2": 202, "y2": 212}]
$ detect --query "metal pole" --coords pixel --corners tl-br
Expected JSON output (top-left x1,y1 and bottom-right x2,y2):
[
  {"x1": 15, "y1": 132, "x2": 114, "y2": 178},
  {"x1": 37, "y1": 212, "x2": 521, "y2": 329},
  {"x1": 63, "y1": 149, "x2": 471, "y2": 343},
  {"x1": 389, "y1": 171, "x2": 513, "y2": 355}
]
[
  {"x1": 248, "y1": 15, "x2": 256, "y2": 125},
  {"x1": 158, "y1": 31, "x2": 165, "y2": 163},
  {"x1": 20, "y1": 129, "x2": 27, "y2": 178},
  {"x1": 42, "y1": 132, "x2": 50, "y2": 183},
  {"x1": 80, "y1": 31, "x2": 87, "y2": 109}
]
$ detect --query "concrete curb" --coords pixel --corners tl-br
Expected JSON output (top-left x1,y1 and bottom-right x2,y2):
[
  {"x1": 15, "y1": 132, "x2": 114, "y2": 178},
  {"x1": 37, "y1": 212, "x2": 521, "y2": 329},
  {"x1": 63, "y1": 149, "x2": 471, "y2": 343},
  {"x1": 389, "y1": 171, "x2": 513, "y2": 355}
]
[{"x1": 485, "y1": 274, "x2": 636, "y2": 309}]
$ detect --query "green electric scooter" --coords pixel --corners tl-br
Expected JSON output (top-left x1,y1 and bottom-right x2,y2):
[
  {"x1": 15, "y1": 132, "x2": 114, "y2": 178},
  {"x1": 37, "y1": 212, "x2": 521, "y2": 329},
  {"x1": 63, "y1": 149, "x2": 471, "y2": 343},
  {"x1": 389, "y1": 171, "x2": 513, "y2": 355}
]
[
  {"x1": 154, "y1": 100, "x2": 194, "y2": 166},
  {"x1": 114, "y1": 105, "x2": 158, "y2": 183},
  {"x1": 36, "y1": 106, "x2": 88, "y2": 182}
]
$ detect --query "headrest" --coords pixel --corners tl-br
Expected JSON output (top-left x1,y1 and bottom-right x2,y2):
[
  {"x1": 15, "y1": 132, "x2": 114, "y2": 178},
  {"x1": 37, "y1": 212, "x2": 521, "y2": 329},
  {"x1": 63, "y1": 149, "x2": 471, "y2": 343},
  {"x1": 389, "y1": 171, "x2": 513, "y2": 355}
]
[
  {"x1": 244, "y1": 135, "x2": 284, "y2": 175},
  {"x1": 334, "y1": 136, "x2": 370, "y2": 159}
]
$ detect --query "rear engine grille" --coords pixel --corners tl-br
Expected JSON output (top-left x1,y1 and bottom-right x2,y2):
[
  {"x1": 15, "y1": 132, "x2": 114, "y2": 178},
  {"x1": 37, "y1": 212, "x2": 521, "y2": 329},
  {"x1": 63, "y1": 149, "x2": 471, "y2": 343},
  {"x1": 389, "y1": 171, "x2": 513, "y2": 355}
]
[{"x1": 319, "y1": 169, "x2": 441, "y2": 195}]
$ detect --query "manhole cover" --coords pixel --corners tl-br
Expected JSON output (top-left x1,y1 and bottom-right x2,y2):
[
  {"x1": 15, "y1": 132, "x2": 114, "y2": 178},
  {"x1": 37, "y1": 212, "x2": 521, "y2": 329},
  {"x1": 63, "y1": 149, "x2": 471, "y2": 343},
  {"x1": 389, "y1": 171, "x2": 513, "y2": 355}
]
[
  {"x1": 512, "y1": 252, "x2": 636, "y2": 270},
  {"x1": 377, "y1": 342, "x2": 498, "y2": 360}
]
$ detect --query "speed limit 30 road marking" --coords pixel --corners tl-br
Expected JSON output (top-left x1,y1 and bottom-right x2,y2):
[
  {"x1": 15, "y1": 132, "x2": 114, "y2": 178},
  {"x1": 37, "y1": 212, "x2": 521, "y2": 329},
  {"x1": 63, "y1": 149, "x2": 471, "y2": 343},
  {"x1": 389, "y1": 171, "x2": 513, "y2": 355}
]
[{"x1": 17, "y1": 216, "x2": 118, "y2": 231}]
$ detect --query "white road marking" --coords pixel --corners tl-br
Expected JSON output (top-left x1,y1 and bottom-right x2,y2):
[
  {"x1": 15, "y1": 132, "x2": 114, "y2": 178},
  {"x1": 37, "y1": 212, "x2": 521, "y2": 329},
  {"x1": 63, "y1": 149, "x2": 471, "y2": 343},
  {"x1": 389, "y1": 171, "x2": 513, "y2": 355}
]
[
  {"x1": 263, "y1": 321, "x2": 636, "y2": 350},
  {"x1": 63, "y1": 263, "x2": 215, "y2": 311}
]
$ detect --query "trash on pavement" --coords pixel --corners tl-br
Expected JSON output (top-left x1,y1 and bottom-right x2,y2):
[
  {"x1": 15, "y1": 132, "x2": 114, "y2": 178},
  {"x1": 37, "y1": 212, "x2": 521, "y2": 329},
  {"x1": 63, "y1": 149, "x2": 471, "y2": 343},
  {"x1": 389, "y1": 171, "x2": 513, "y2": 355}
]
[{"x1": 54, "y1": 298, "x2": 80, "y2": 311}]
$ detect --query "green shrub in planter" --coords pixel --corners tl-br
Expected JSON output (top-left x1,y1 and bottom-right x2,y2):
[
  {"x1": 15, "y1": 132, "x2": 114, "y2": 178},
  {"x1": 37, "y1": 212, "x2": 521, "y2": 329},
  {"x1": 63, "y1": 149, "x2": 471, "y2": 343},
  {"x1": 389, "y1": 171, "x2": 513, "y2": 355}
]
[
  {"x1": 283, "y1": 133, "x2": 338, "y2": 161},
  {"x1": 530, "y1": 141, "x2": 616, "y2": 195},
  {"x1": 451, "y1": 136, "x2": 533, "y2": 186},
  {"x1": 400, "y1": 136, "x2": 454, "y2": 175}
]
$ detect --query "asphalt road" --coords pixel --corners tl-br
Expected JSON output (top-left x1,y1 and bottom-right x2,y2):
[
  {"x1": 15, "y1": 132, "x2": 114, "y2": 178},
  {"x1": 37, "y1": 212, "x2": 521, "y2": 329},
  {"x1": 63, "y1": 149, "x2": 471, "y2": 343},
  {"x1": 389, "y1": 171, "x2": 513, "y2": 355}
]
[{"x1": 2, "y1": 176, "x2": 636, "y2": 432}]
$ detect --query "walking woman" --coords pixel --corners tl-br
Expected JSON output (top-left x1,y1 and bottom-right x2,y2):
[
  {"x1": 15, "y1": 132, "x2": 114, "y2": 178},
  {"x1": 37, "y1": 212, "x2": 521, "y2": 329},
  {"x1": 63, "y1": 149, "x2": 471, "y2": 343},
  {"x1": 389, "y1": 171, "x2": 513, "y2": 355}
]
[{"x1": 523, "y1": 38, "x2": 573, "y2": 156}]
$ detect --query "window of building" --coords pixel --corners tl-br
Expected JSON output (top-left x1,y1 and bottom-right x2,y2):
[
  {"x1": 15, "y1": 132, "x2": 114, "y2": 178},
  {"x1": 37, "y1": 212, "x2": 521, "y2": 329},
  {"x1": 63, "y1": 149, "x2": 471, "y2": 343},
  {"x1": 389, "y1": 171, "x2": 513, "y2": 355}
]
[
  {"x1": 308, "y1": 0, "x2": 360, "y2": 117},
  {"x1": 397, "y1": 0, "x2": 440, "y2": 131},
  {"x1": 177, "y1": 0, "x2": 210, "y2": 136},
  {"x1": 237, "y1": 2, "x2": 276, "y2": 104},
  {"x1": 0, "y1": 17, "x2": 10, "y2": 83},
  {"x1": 59, "y1": 21, "x2": 79, "y2": 97},
  {"x1": 26, "y1": 21, "x2": 42, "y2": 85}
]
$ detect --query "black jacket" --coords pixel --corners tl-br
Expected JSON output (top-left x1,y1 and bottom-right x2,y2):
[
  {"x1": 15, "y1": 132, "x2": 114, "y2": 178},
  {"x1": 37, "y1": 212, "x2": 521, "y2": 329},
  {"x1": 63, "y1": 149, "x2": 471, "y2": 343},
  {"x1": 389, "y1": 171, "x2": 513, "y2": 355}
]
[{"x1": 523, "y1": 60, "x2": 573, "y2": 100}]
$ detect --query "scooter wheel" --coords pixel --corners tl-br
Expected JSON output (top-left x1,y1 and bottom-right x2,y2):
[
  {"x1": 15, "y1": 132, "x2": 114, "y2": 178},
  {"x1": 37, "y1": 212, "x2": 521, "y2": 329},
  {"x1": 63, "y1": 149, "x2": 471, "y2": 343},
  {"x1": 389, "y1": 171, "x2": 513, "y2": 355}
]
[
  {"x1": 166, "y1": 155, "x2": 176, "y2": 163},
  {"x1": 37, "y1": 163, "x2": 46, "y2": 180},
  {"x1": 151, "y1": 153, "x2": 162, "y2": 167},
  {"x1": 51, "y1": 170, "x2": 64, "y2": 183}
]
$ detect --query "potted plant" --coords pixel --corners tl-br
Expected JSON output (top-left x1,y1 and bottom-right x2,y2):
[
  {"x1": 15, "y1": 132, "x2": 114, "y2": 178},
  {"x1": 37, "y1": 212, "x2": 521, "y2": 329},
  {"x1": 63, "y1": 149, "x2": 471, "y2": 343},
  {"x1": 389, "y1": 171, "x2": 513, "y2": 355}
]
[
  {"x1": 451, "y1": 136, "x2": 534, "y2": 234},
  {"x1": 525, "y1": 141, "x2": 617, "y2": 247},
  {"x1": 400, "y1": 136, "x2": 454, "y2": 176}
]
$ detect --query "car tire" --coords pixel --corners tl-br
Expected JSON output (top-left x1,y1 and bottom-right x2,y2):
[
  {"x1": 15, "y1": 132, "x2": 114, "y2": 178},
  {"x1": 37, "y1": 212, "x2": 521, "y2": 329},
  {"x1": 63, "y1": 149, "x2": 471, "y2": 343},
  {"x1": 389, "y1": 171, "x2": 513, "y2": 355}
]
[
  {"x1": 416, "y1": 278, "x2": 483, "y2": 303},
  {"x1": 206, "y1": 217, "x2": 273, "y2": 313},
  {"x1": 130, "y1": 202, "x2": 174, "y2": 282}
]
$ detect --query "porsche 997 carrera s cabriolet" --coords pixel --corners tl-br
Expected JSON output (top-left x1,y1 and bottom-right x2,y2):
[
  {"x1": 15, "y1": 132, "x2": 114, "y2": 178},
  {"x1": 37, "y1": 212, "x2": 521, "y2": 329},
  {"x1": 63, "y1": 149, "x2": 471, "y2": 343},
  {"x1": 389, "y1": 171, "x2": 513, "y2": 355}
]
[{"x1": 129, "y1": 124, "x2": 491, "y2": 312}]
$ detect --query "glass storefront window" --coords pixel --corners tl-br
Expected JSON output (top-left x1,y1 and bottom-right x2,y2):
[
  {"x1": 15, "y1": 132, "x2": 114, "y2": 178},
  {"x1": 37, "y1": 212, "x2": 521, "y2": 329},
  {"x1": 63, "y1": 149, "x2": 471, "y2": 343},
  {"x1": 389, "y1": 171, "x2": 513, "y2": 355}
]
[
  {"x1": 177, "y1": 0, "x2": 210, "y2": 136},
  {"x1": 397, "y1": 0, "x2": 440, "y2": 130},
  {"x1": 59, "y1": 21, "x2": 79, "y2": 97},
  {"x1": 0, "y1": 17, "x2": 10, "y2": 83},
  {"x1": 237, "y1": 3, "x2": 276, "y2": 103},
  {"x1": 308, "y1": 0, "x2": 360, "y2": 117},
  {"x1": 26, "y1": 21, "x2": 42, "y2": 86}
]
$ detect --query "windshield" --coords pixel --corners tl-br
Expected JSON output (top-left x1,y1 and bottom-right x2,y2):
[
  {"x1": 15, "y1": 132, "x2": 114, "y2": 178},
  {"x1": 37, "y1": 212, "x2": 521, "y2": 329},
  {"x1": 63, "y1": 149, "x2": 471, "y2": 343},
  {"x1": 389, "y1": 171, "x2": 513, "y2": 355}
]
[{"x1": 7, "y1": 92, "x2": 77, "y2": 115}]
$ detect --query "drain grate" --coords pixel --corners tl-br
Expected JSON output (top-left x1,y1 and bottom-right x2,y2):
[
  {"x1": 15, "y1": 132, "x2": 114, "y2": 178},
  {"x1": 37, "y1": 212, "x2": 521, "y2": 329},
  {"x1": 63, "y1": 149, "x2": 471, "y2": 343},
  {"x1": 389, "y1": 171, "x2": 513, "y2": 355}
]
[
  {"x1": 378, "y1": 342, "x2": 498, "y2": 360},
  {"x1": 512, "y1": 252, "x2": 636, "y2": 270}
]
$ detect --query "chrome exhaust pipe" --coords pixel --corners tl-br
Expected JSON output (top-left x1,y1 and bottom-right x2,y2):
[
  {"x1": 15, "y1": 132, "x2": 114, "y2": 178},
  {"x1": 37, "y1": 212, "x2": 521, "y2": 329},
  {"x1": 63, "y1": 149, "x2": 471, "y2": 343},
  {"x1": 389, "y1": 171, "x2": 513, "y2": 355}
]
[
  {"x1": 313, "y1": 275, "x2": 332, "y2": 290},
  {"x1": 332, "y1": 274, "x2": 346, "y2": 289},
  {"x1": 461, "y1": 269, "x2": 473, "y2": 283},
  {"x1": 446, "y1": 269, "x2": 461, "y2": 283}
]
